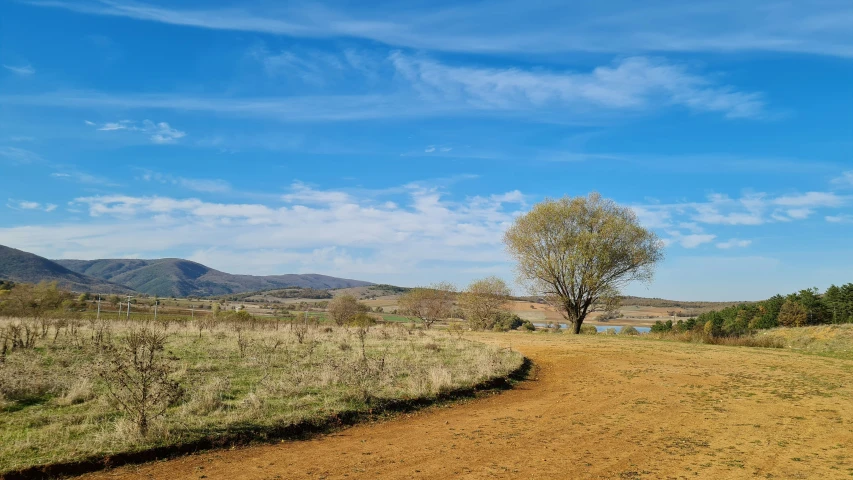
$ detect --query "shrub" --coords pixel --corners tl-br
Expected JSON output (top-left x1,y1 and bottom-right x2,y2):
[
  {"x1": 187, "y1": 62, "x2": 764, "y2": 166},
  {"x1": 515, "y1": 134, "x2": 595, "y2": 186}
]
[
  {"x1": 492, "y1": 313, "x2": 524, "y2": 332},
  {"x1": 579, "y1": 324, "x2": 598, "y2": 335},
  {"x1": 99, "y1": 327, "x2": 183, "y2": 436},
  {"x1": 620, "y1": 326, "x2": 640, "y2": 335}
]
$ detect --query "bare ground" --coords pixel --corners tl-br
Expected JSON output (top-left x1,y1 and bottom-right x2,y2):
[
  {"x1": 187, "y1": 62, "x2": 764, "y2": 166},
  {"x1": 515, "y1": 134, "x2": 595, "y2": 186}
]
[{"x1": 78, "y1": 334, "x2": 853, "y2": 480}]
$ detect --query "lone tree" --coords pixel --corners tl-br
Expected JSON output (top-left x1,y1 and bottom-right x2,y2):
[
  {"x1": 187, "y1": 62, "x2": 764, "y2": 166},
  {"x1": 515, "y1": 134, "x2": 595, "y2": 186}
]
[
  {"x1": 503, "y1": 193, "x2": 664, "y2": 334},
  {"x1": 459, "y1": 276, "x2": 512, "y2": 330},
  {"x1": 327, "y1": 294, "x2": 364, "y2": 326},
  {"x1": 398, "y1": 282, "x2": 456, "y2": 329}
]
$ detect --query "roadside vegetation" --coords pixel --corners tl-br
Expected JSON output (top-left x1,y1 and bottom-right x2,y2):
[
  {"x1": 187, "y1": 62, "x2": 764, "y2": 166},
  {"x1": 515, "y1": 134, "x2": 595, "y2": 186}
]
[
  {"x1": 0, "y1": 283, "x2": 522, "y2": 475},
  {"x1": 648, "y1": 284, "x2": 853, "y2": 348}
]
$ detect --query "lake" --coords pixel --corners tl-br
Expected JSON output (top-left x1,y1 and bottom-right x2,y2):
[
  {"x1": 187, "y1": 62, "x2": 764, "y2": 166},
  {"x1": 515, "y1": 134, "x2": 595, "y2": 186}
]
[{"x1": 531, "y1": 323, "x2": 651, "y2": 334}]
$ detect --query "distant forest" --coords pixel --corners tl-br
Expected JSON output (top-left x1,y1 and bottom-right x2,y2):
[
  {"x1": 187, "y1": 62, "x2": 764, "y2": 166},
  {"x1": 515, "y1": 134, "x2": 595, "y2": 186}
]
[{"x1": 652, "y1": 284, "x2": 853, "y2": 336}]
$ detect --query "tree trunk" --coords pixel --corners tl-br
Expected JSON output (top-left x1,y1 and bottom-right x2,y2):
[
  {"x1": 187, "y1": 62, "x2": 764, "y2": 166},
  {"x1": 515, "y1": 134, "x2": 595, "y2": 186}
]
[{"x1": 573, "y1": 320, "x2": 582, "y2": 334}]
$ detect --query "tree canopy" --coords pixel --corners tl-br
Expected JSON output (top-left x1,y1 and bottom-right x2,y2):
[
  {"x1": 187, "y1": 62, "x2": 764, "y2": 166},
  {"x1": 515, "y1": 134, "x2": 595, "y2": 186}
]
[
  {"x1": 459, "y1": 276, "x2": 512, "y2": 330},
  {"x1": 503, "y1": 193, "x2": 664, "y2": 334},
  {"x1": 398, "y1": 282, "x2": 456, "y2": 329}
]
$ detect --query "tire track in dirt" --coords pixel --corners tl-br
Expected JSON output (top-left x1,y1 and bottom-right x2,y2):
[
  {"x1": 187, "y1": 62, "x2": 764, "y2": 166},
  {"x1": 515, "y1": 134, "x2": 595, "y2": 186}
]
[{"x1": 79, "y1": 334, "x2": 853, "y2": 479}]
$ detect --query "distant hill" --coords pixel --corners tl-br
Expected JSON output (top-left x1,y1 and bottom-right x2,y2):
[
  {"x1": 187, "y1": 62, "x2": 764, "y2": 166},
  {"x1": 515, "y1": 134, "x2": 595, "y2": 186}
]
[
  {"x1": 54, "y1": 258, "x2": 373, "y2": 297},
  {"x1": 0, "y1": 245, "x2": 134, "y2": 293}
]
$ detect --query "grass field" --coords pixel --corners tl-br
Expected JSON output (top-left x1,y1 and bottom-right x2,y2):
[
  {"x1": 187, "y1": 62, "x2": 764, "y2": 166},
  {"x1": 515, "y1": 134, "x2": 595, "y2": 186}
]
[
  {"x1": 78, "y1": 330, "x2": 853, "y2": 480},
  {"x1": 0, "y1": 316, "x2": 522, "y2": 475}
]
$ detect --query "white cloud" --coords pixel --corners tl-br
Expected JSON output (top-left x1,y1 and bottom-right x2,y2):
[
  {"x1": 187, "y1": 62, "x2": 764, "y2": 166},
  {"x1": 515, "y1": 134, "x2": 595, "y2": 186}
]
[
  {"x1": 51, "y1": 170, "x2": 119, "y2": 186},
  {"x1": 717, "y1": 239, "x2": 752, "y2": 249},
  {"x1": 772, "y1": 191, "x2": 846, "y2": 208},
  {"x1": 3, "y1": 55, "x2": 766, "y2": 122},
  {"x1": 391, "y1": 54, "x2": 766, "y2": 119},
  {"x1": 0, "y1": 184, "x2": 527, "y2": 282},
  {"x1": 28, "y1": 1, "x2": 853, "y2": 57},
  {"x1": 6, "y1": 200, "x2": 57, "y2": 212},
  {"x1": 281, "y1": 182, "x2": 352, "y2": 205},
  {"x1": 634, "y1": 190, "x2": 851, "y2": 229},
  {"x1": 140, "y1": 170, "x2": 231, "y2": 193},
  {"x1": 784, "y1": 208, "x2": 813, "y2": 220},
  {"x1": 0, "y1": 146, "x2": 42, "y2": 164},
  {"x1": 3, "y1": 64, "x2": 35, "y2": 76},
  {"x1": 826, "y1": 214, "x2": 853, "y2": 224},
  {"x1": 665, "y1": 229, "x2": 716, "y2": 248},
  {"x1": 86, "y1": 119, "x2": 186, "y2": 144},
  {"x1": 424, "y1": 146, "x2": 436, "y2": 153},
  {"x1": 831, "y1": 171, "x2": 853, "y2": 188}
]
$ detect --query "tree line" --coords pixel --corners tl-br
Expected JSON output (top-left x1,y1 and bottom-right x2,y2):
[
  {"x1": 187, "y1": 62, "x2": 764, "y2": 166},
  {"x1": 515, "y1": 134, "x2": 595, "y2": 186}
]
[{"x1": 651, "y1": 284, "x2": 853, "y2": 336}]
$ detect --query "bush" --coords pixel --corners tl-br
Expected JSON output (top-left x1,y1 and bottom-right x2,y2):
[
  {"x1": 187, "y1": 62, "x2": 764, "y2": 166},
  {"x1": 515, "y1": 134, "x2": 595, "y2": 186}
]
[
  {"x1": 579, "y1": 324, "x2": 598, "y2": 335},
  {"x1": 492, "y1": 313, "x2": 524, "y2": 332},
  {"x1": 519, "y1": 320, "x2": 536, "y2": 331},
  {"x1": 99, "y1": 327, "x2": 183, "y2": 436},
  {"x1": 620, "y1": 326, "x2": 640, "y2": 335}
]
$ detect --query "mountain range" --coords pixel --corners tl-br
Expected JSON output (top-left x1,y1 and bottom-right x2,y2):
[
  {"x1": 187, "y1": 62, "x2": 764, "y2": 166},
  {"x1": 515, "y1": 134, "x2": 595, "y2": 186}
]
[{"x1": 0, "y1": 244, "x2": 373, "y2": 297}]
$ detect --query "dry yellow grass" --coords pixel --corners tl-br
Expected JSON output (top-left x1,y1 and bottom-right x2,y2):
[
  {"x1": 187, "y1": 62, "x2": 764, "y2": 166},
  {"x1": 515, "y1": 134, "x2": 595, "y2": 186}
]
[{"x1": 78, "y1": 332, "x2": 853, "y2": 480}]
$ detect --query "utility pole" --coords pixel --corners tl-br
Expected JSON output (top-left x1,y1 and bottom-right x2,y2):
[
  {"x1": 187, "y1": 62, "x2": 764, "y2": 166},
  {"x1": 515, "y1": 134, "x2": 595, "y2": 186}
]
[
  {"x1": 97, "y1": 294, "x2": 101, "y2": 321},
  {"x1": 154, "y1": 299, "x2": 158, "y2": 322},
  {"x1": 117, "y1": 297, "x2": 122, "y2": 319},
  {"x1": 126, "y1": 295, "x2": 131, "y2": 320}
]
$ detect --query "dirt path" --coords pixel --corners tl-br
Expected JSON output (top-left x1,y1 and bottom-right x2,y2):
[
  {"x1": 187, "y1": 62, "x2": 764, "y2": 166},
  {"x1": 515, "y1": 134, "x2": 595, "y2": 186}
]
[{"x1": 80, "y1": 334, "x2": 853, "y2": 479}]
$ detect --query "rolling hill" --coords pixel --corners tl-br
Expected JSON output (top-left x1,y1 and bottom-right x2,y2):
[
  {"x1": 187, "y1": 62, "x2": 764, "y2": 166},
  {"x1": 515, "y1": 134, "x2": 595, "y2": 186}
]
[
  {"x1": 0, "y1": 245, "x2": 134, "y2": 293},
  {"x1": 54, "y1": 258, "x2": 373, "y2": 297}
]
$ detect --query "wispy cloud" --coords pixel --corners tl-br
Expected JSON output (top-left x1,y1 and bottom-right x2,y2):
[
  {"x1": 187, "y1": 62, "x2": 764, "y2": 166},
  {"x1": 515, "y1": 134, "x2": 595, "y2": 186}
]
[
  {"x1": 25, "y1": 0, "x2": 853, "y2": 57},
  {"x1": 6, "y1": 199, "x2": 57, "y2": 212},
  {"x1": 3, "y1": 55, "x2": 766, "y2": 122},
  {"x1": 0, "y1": 146, "x2": 42, "y2": 164},
  {"x1": 139, "y1": 170, "x2": 231, "y2": 193},
  {"x1": 391, "y1": 54, "x2": 766, "y2": 119},
  {"x1": 717, "y1": 239, "x2": 752, "y2": 249},
  {"x1": 635, "y1": 191, "x2": 851, "y2": 229},
  {"x1": 3, "y1": 64, "x2": 35, "y2": 76},
  {"x1": 51, "y1": 170, "x2": 119, "y2": 186},
  {"x1": 85, "y1": 119, "x2": 186, "y2": 144},
  {"x1": 826, "y1": 214, "x2": 853, "y2": 224},
  {"x1": 832, "y1": 171, "x2": 853, "y2": 188}
]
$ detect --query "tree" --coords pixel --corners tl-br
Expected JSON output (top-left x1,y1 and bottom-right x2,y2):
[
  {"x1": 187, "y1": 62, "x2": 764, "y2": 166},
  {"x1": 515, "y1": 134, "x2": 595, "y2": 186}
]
[
  {"x1": 327, "y1": 294, "x2": 361, "y2": 326},
  {"x1": 398, "y1": 282, "x2": 456, "y2": 329},
  {"x1": 503, "y1": 193, "x2": 664, "y2": 334},
  {"x1": 459, "y1": 276, "x2": 512, "y2": 330},
  {"x1": 778, "y1": 299, "x2": 808, "y2": 327}
]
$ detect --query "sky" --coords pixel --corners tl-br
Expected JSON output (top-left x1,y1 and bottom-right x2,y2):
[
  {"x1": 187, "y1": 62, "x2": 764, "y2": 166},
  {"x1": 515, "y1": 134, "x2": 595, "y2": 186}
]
[{"x1": 1, "y1": 0, "x2": 852, "y2": 301}]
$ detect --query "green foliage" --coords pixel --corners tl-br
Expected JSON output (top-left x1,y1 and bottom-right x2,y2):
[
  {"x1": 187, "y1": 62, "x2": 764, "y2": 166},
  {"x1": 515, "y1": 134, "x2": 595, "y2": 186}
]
[
  {"x1": 651, "y1": 319, "x2": 673, "y2": 333},
  {"x1": 503, "y1": 192, "x2": 664, "y2": 334},
  {"x1": 579, "y1": 324, "x2": 598, "y2": 335},
  {"x1": 778, "y1": 300, "x2": 808, "y2": 327},
  {"x1": 491, "y1": 313, "x2": 524, "y2": 332},
  {"x1": 620, "y1": 326, "x2": 640, "y2": 335}
]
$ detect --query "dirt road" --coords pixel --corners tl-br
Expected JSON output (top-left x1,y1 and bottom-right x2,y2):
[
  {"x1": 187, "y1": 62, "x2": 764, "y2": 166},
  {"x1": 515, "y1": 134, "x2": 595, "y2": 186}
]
[{"x1": 80, "y1": 334, "x2": 853, "y2": 479}]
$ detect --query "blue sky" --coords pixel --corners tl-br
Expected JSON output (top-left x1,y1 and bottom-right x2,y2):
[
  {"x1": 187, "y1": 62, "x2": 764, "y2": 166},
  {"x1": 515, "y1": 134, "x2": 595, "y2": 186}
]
[{"x1": 1, "y1": 0, "x2": 851, "y2": 300}]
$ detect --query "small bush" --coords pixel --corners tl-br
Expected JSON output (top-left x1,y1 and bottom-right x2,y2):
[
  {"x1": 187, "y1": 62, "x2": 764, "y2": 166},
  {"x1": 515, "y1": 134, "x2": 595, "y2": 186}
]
[
  {"x1": 492, "y1": 313, "x2": 524, "y2": 332},
  {"x1": 620, "y1": 326, "x2": 640, "y2": 336},
  {"x1": 579, "y1": 324, "x2": 598, "y2": 335}
]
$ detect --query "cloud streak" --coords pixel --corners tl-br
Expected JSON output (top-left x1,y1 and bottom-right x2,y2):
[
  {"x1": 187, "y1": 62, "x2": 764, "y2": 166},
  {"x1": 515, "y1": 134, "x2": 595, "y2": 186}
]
[
  {"x1": 3, "y1": 56, "x2": 767, "y2": 122},
  {"x1": 85, "y1": 119, "x2": 186, "y2": 143},
  {"x1": 25, "y1": 0, "x2": 853, "y2": 57},
  {"x1": 3, "y1": 64, "x2": 35, "y2": 76}
]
